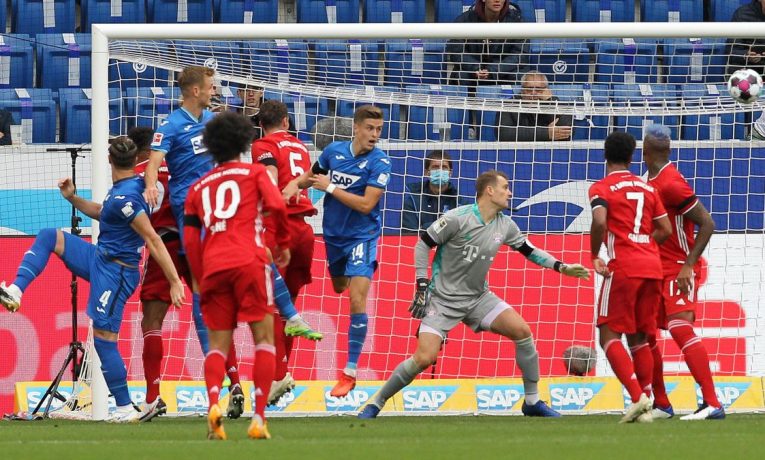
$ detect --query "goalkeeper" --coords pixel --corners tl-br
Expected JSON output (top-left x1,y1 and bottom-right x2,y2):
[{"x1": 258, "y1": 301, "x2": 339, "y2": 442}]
[{"x1": 359, "y1": 170, "x2": 589, "y2": 419}]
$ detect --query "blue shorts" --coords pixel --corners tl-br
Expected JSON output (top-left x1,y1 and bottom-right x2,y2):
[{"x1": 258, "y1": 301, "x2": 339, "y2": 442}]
[
  {"x1": 61, "y1": 233, "x2": 140, "y2": 333},
  {"x1": 171, "y1": 202, "x2": 186, "y2": 253},
  {"x1": 325, "y1": 238, "x2": 379, "y2": 279}
]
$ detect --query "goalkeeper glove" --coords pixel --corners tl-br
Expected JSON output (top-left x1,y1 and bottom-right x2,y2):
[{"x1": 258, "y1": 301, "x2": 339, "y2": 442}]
[
  {"x1": 408, "y1": 278, "x2": 431, "y2": 319},
  {"x1": 560, "y1": 263, "x2": 590, "y2": 280}
]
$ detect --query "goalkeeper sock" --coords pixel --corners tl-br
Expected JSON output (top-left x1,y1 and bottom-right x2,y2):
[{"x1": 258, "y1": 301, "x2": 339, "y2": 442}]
[
  {"x1": 142, "y1": 329, "x2": 163, "y2": 403},
  {"x1": 346, "y1": 313, "x2": 368, "y2": 371},
  {"x1": 273, "y1": 315, "x2": 289, "y2": 381},
  {"x1": 629, "y1": 342, "x2": 653, "y2": 396},
  {"x1": 253, "y1": 343, "x2": 276, "y2": 419},
  {"x1": 669, "y1": 319, "x2": 722, "y2": 408},
  {"x1": 225, "y1": 342, "x2": 241, "y2": 389},
  {"x1": 204, "y1": 350, "x2": 226, "y2": 410},
  {"x1": 373, "y1": 358, "x2": 425, "y2": 408},
  {"x1": 14, "y1": 227, "x2": 57, "y2": 292},
  {"x1": 272, "y1": 264, "x2": 298, "y2": 320},
  {"x1": 604, "y1": 339, "x2": 642, "y2": 403},
  {"x1": 191, "y1": 293, "x2": 210, "y2": 355},
  {"x1": 648, "y1": 335, "x2": 671, "y2": 408},
  {"x1": 514, "y1": 336, "x2": 540, "y2": 405},
  {"x1": 94, "y1": 337, "x2": 132, "y2": 407}
]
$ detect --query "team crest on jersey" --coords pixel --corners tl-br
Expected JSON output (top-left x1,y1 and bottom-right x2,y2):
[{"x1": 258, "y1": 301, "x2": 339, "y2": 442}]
[
  {"x1": 330, "y1": 171, "x2": 361, "y2": 189},
  {"x1": 358, "y1": 160, "x2": 368, "y2": 169},
  {"x1": 151, "y1": 132, "x2": 164, "y2": 146},
  {"x1": 493, "y1": 232, "x2": 503, "y2": 244}
]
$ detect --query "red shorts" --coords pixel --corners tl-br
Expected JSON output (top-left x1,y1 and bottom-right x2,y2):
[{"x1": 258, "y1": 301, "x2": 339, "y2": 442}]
[
  {"x1": 200, "y1": 261, "x2": 273, "y2": 330},
  {"x1": 140, "y1": 235, "x2": 190, "y2": 303},
  {"x1": 265, "y1": 215, "x2": 314, "y2": 298},
  {"x1": 657, "y1": 272, "x2": 701, "y2": 329},
  {"x1": 596, "y1": 268, "x2": 661, "y2": 335}
]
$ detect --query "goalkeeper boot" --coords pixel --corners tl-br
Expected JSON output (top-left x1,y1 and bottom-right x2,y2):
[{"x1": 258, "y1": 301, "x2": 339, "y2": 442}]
[
  {"x1": 330, "y1": 372, "x2": 356, "y2": 398},
  {"x1": 358, "y1": 404, "x2": 381, "y2": 419},
  {"x1": 0, "y1": 282, "x2": 22, "y2": 312},
  {"x1": 106, "y1": 405, "x2": 141, "y2": 424},
  {"x1": 268, "y1": 372, "x2": 296, "y2": 406},
  {"x1": 619, "y1": 393, "x2": 653, "y2": 424},
  {"x1": 139, "y1": 397, "x2": 167, "y2": 423},
  {"x1": 521, "y1": 400, "x2": 561, "y2": 417},
  {"x1": 247, "y1": 414, "x2": 271, "y2": 440},
  {"x1": 680, "y1": 403, "x2": 726, "y2": 421},
  {"x1": 226, "y1": 384, "x2": 245, "y2": 419},
  {"x1": 284, "y1": 317, "x2": 323, "y2": 341},
  {"x1": 207, "y1": 404, "x2": 227, "y2": 440},
  {"x1": 651, "y1": 404, "x2": 674, "y2": 420}
]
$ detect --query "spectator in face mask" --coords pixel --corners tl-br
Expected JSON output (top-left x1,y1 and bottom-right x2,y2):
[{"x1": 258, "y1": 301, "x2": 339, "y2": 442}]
[{"x1": 401, "y1": 151, "x2": 467, "y2": 233}]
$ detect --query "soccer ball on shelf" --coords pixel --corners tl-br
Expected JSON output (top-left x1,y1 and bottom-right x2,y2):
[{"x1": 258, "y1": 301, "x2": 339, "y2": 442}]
[{"x1": 727, "y1": 68, "x2": 763, "y2": 104}]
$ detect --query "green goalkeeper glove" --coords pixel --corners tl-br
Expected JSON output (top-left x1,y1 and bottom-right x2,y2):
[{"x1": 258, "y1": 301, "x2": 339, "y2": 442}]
[
  {"x1": 408, "y1": 278, "x2": 431, "y2": 319},
  {"x1": 560, "y1": 263, "x2": 590, "y2": 280}
]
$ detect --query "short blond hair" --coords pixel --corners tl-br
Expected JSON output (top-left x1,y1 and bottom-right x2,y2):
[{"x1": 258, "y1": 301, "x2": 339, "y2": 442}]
[
  {"x1": 353, "y1": 104, "x2": 384, "y2": 125},
  {"x1": 178, "y1": 66, "x2": 215, "y2": 95}
]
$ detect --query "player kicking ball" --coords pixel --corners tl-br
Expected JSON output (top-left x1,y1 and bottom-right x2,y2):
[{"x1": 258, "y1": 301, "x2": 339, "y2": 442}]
[{"x1": 358, "y1": 170, "x2": 589, "y2": 419}]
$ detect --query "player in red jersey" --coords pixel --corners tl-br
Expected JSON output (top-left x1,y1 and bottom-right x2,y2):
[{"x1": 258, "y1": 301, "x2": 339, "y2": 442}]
[
  {"x1": 589, "y1": 131, "x2": 672, "y2": 424},
  {"x1": 642, "y1": 124, "x2": 724, "y2": 421},
  {"x1": 131, "y1": 127, "x2": 243, "y2": 422},
  {"x1": 184, "y1": 112, "x2": 290, "y2": 441}
]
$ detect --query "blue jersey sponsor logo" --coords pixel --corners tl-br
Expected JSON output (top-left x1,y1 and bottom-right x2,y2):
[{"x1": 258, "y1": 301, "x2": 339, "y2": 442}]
[
  {"x1": 475, "y1": 384, "x2": 525, "y2": 410},
  {"x1": 266, "y1": 386, "x2": 307, "y2": 412},
  {"x1": 402, "y1": 385, "x2": 458, "y2": 412},
  {"x1": 549, "y1": 383, "x2": 605, "y2": 411},
  {"x1": 698, "y1": 382, "x2": 751, "y2": 408},
  {"x1": 176, "y1": 386, "x2": 209, "y2": 413},
  {"x1": 324, "y1": 386, "x2": 380, "y2": 411}
]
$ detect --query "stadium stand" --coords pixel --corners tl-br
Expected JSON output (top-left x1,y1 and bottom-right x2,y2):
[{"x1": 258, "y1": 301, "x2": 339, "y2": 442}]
[
  {"x1": 594, "y1": 39, "x2": 659, "y2": 84},
  {"x1": 0, "y1": 88, "x2": 56, "y2": 142},
  {"x1": 35, "y1": 33, "x2": 92, "y2": 91},
  {"x1": 708, "y1": 0, "x2": 749, "y2": 22},
  {"x1": 336, "y1": 88, "x2": 401, "y2": 139},
  {"x1": 81, "y1": 0, "x2": 147, "y2": 32},
  {"x1": 528, "y1": 39, "x2": 592, "y2": 83},
  {"x1": 433, "y1": 0, "x2": 473, "y2": 22},
  {"x1": 297, "y1": 0, "x2": 360, "y2": 23},
  {"x1": 405, "y1": 84, "x2": 470, "y2": 141},
  {"x1": 125, "y1": 86, "x2": 181, "y2": 129},
  {"x1": 263, "y1": 89, "x2": 329, "y2": 141},
  {"x1": 58, "y1": 87, "x2": 123, "y2": 143},
  {"x1": 313, "y1": 40, "x2": 381, "y2": 86},
  {"x1": 0, "y1": 34, "x2": 35, "y2": 88},
  {"x1": 571, "y1": 0, "x2": 636, "y2": 22},
  {"x1": 149, "y1": 0, "x2": 213, "y2": 23},
  {"x1": 662, "y1": 38, "x2": 728, "y2": 84},
  {"x1": 612, "y1": 83, "x2": 681, "y2": 140},
  {"x1": 384, "y1": 40, "x2": 445, "y2": 87},
  {"x1": 242, "y1": 39, "x2": 310, "y2": 86},
  {"x1": 514, "y1": 0, "x2": 567, "y2": 23},
  {"x1": 681, "y1": 84, "x2": 746, "y2": 140},
  {"x1": 640, "y1": 0, "x2": 704, "y2": 22},
  {"x1": 214, "y1": 0, "x2": 279, "y2": 23},
  {"x1": 11, "y1": 0, "x2": 76, "y2": 34},
  {"x1": 364, "y1": 0, "x2": 426, "y2": 23}
]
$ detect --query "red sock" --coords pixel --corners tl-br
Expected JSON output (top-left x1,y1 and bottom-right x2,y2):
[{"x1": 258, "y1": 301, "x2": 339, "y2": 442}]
[
  {"x1": 648, "y1": 335, "x2": 671, "y2": 408},
  {"x1": 629, "y1": 342, "x2": 654, "y2": 397},
  {"x1": 253, "y1": 344, "x2": 276, "y2": 419},
  {"x1": 204, "y1": 350, "x2": 226, "y2": 410},
  {"x1": 142, "y1": 330, "x2": 163, "y2": 403},
  {"x1": 668, "y1": 319, "x2": 721, "y2": 408},
  {"x1": 273, "y1": 315, "x2": 288, "y2": 381},
  {"x1": 604, "y1": 339, "x2": 642, "y2": 403},
  {"x1": 226, "y1": 342, "x2": 241, "y2": 388}
]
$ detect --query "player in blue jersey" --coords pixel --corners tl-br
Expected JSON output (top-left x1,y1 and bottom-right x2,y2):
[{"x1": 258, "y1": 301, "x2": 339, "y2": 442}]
[
  {"x1": 284, "y1": 105, "x2": 391, "y2": 397},
  {"x1": 0, "y1": 137, "x2": 185, "y2": 423}
]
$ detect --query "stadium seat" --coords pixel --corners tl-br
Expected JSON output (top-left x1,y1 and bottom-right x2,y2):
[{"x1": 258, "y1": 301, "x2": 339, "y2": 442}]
[
  {"x1": 0, "y1": 34, "x2": 35, "y2": 89},
  {"x1": 384, "y1": 40, "x2": 444, "y2": 87},
  {"x1": 336, "y1": 86, "x2": 401, "y2": 139},
  {"x1": 528, "y1": 40, "x2": 591, "y2": 83},
  {"x1": 708, "y1": 0, "x2": 748, "y2": 21},
  {"x1": 364, "y1": 0, "x2": 425, "y2": 23},
  {"x1": 242, "y1": 40, "x2": 309, "y2": 86},
  {"x1": 474, "y1": 84, "x2": 516, "y2": 141},
  {"x1": 681, "y1": 84, "x2": 746, "y2": 141},
  {"x1": 214, "y1": 0, "x2": 278, "y2": 23},
  {"x1": 0, "y1": 1, "x2": 6, "y2": 34},
  {"x1": 314, "y1": 40, "x2": 381, "y2": 87},
  {"x1": 549, "y1": 84, "x2": 611, "y2": 140},
  {"x1": 81, "y1": 0, "x2": 146, "y2": 32},
  {"x1": 263, "y1": 90, "x2": 329, "y2": 142},
  {"x1": 662, "y1": 38, "x2": 728, "y2": 84},
  {"x1": 571, "y1": 0, "x2": 635, "y2": 22},
  {"x1": 594, "y1": 40, "x2": 659, "y2": 84},
  {"x1": 35, "y1": 34, "x2": 92, "y2": 90},
  {"x1": 109, "y1": 60, "x2": 174, "y2": 91},
  {"x1": 612, "y1": 84, "x2": 681, "y2": 140},
  {"x1": 0, "y1": 88, "x2": 56, "y2": 143},
  {"x1": 11, "y1": 0, "x2": 76, "y2": 34},
  {"x1": 149, "y1": 0, "x2": 212, "y2": 23},
  {"x1": 171, "y1": 40, "x2": 245, "y2": 79},
  {"x1": 433, "y1": 0, "x2": 473, "y2": 22},
  {"x1": 297, "y1": 0, "x2": 360, "y2": 23},
  {"x1": 58, "y1": 88, "x2": 123, "y2": 143},
  {"x1": 514, "y1": 0, "x2": 566, "y2": 23},
  {"x1": 640, "y1": 0, "x2": 703, "y2": 22},
  {"x1": 125, "y1": 86, "x2": 181, "y2": 129},
  {"x1": 405, "y1": 84, "x2": 470, "y2": 141}
]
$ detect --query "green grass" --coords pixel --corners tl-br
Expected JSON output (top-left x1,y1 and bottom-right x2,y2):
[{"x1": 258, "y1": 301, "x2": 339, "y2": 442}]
[{"x1": 1, "y1": 415, "x2": 763, "y2": 460}]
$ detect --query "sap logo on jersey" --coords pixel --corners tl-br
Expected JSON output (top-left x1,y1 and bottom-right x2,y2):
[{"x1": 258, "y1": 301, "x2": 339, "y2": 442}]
[
  {"x1": 622, "y1": 382, "x2": 678, "y2": 408},
  {"x1": 402, "y1": 385, "x2": 458, "y2": 411},
  {"x1": 266, "y1": 386, "x2": 307, "y2": 412},
  {"x1": 330, "y1": 171, "x2": 360, "y2": 189},
  {"x1": 697, "y1": 382, "x2": 751, "y2": 408},
  {"x1": 176, "y1": 386, "x2": 209, "y2": 413},
  {"x1": 475, "y1": 385, "x2": 524, "y2": 410},
  {"x1": 324, "y1": 386, "x2": 381, "y2": 411},
  {"x1": 190, "y1": 134, "x2": 208, "y2": 155},
  {"x1": 549, "y1": 383, "x2": 605, "y2": 411}
]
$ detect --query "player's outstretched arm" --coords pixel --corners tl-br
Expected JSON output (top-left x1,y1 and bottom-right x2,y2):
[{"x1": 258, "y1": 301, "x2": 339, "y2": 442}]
[
  {"x1": 143, "y1": 150, "x2": 166, "y2": 208},
  {"x1": 311, "y1": 173, "x2": 383, "y2": 215},
  {"x1": 182, "y1": 215, "x2": 204, "y2": 286},
  {"x1": 132, "y1": 213, "x2": 185, "y2": 306},
  {"x1": 676, "y1": 202, "x2": 715, "y2": 293},
  {"x1": 513, "y1": 239, "x2": 590, "y2": 280},
  {"x1": 59, "y1": 178, "x2": 102, "y2": 220}
]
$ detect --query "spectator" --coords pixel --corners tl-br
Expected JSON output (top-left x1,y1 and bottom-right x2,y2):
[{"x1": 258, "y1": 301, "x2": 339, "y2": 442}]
[
  {"x1": 727, "y1": 0, "x2": 765, "y2": 140},
  {"x1": 313, "y1": 116, "x2": 353, "y2": 151},
  {"x1": 0, "y1": 108, "x2": 15, "y2": 146},
  {"x1": 401, "y1": 151, "x2": 465, "y2": 233},
  {"x1": 237, "y1": 84, "x2": 295, "y2": 139},
  {"x1": 448, "y1": 0, "x2": 529, "y2": 87},
  {"x1": 497, "y1": 72, "x2": 573, "y2": 142}
]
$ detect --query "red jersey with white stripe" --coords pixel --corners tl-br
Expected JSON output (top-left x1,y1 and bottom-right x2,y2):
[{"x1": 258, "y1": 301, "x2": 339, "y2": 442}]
[
  {"x1": 251, "y1": 130, "x2": 317, "y2": 217},
  {"x1": 589, "y1": 170, "x2": 667, "y2": 279},
  {"x1": 135, "y1": 159, "x2": 176, "y2": 231},
  {"x1": 647, "y1": 162, "x2": 700, "y2": 276}
]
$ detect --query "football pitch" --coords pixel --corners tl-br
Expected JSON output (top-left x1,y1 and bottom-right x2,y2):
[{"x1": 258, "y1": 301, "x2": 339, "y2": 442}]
[{"x1": 1, "y1": 414, "x2": 763, "y2": 460}]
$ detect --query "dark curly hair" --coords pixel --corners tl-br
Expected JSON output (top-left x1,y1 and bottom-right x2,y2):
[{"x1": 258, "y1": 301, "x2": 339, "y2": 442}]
[
  {"x1": 202, "y1": 112, "x2": 255, "y2": 163},
  {"x1": 127, "y1": 126, "x2": 154, "y2": 153},
  {"x1": 604, "y1": 131, "x2": 636, "y2": 166}
]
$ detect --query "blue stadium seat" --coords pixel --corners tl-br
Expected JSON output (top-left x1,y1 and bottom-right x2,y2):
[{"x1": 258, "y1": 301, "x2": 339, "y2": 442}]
[
  {"x1": 11, "y1": 0, "x2": 76, "y2": 34},
  {"x1": 528, "y1": 40, "x2": 591, "y2": 83},
  {"x1": 681, "y1": 84, "x2": 746, "y2": 141},
  {"x1": 36, "y1": 34, "x2": 92, "y2": 90},
  {"x1": 405, "y1": 85, "x2": 470, "y2": 141},
  {"x1": 125, "y1": 86, "x2": 181, "y2": 129},
  {"x1": 242, "y1": 40, "x2": 309, "y2": 86},
  {"x1": 313, "y1": 40, "x2": 380, "y2": 87},
  {"x1": 514, "y1": 0, "x2": 566, "y2": 23},
  {"x1": 171, "y1": 41, "x2": 245, "y2": 79},
  {"x1": 0, "y1": 88, "x2": 56, "y2": 143},
  {"x1": 474, "y1": 84, "x2": 516, "y2": 141},
  {"x1": 81, "y1": 0, "x2": 146, "y2": 32},
  {"x1": 662, "y1": 38, "x2": 728, "y2": 84},
  {"x1": 549, "y1": 84, "x2": 611, "y2": 140},
  {"x1": 640, "y1": 0, "x2": 702, "y2": 22},
  {"x1": 571, "y1": 0, "x2": 635, "y2": 22},
  {"x1": 0, "y1": 34, "x2": 35, "y2": 89},
  {"x1": 297, "y1": 0, "x2": 360, "y2": 23},
  {"x1": 364, "y1": 0, "x2": 425, "y2": 23},
  {"x1": 594, "y1": 40, "x2": 659, "y2": 84},
  {"x1": 709, "y1": 0, "x2": 748, "y2": 21},
  {"x1": 149, "y1": 0, "x2": 212, "y2": 23},
  {"x1": 612, "y1": 84, "x2": 681, "y2": 140},
  {"x1": 0, "y1": 1, "x2": 7, "y2": 33},
  {"x1": 58, "y1": 88, "x2": 123, "y2": 143},
  {"x1": 214, "y1": 0, "x2": 278, "y2": 23},
  {"x1": 336, "y1": 86, "x2": 400, "y2": 139},
  {"x1": 263, "y1": 90, "x2": 329, "y2": 142},
  {"x1": 434, "y1": 0, "x2": 473, "y2": 22},
  {"x1": 108, "y1": 59, "x2": 174, "y2": 91},
  {"x1": 384, "y1": 40, "x2": 444, "y2": 87}
]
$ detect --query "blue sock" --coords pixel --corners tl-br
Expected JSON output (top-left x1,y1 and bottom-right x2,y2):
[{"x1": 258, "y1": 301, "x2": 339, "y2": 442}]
[
  {"x1": 14, "y1": 228, "x2": 57, "y2": 292},
  {"x1": 93, "y1": 337, "x2": 132, "y2": 407},
  {"x1": 271, "y1": 264, "x2": 298, "y2": 320},
  {"x1": 347, "y1": 313, "x2": 368, "y2": 370},
  {"x1": 192, "y1": 293, "x2": 210, "y2": 355}
]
